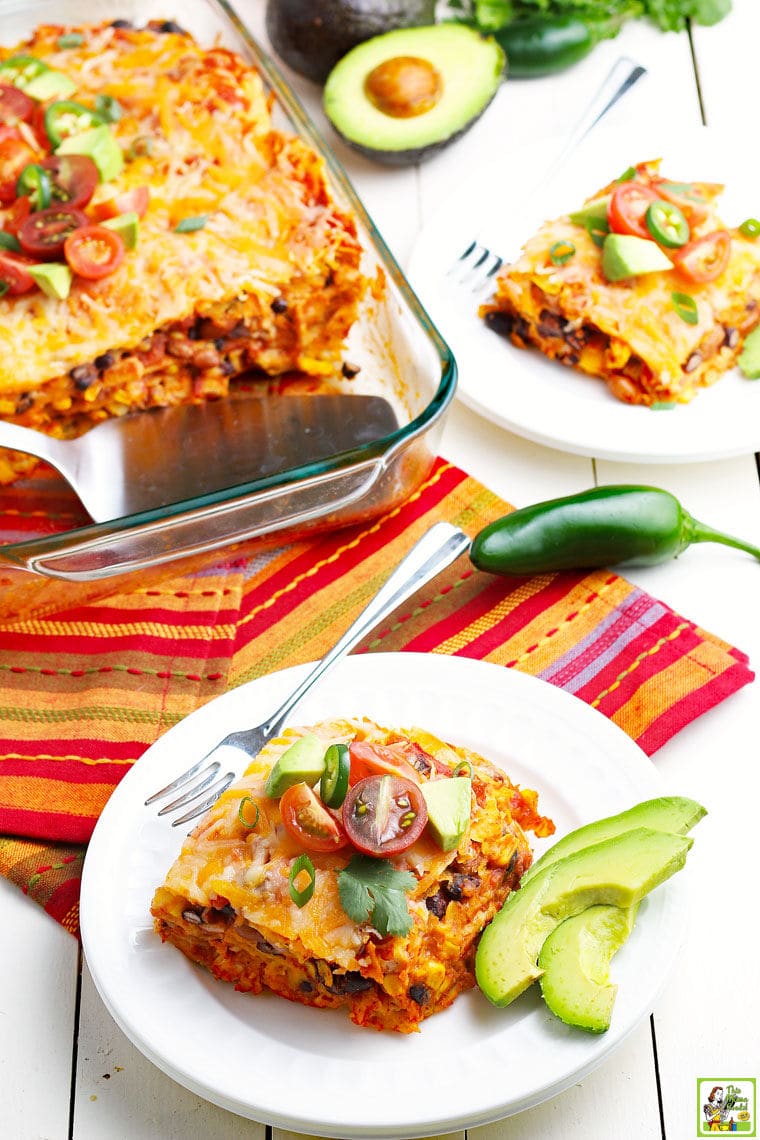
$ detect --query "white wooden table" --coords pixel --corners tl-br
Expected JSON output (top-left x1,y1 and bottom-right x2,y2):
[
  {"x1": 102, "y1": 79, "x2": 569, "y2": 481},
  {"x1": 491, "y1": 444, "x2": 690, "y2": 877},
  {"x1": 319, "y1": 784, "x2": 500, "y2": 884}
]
[{"x1": 3, "y1": 2, "x2": 759, "y2": 1137}]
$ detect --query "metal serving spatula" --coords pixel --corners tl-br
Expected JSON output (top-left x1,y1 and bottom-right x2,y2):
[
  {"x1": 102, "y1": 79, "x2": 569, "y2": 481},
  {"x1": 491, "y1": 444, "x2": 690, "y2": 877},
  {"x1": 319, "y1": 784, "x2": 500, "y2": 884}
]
[{"x1": 0, "y1": 394, "x2": 399, "y2": 522}]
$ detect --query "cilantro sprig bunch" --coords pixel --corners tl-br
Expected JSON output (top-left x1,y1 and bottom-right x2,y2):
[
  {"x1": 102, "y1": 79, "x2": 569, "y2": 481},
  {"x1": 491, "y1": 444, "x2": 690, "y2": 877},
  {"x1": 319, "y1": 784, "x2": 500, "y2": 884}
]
[
  {"x1": 337, "y1": 855, "x2": 416, "y2": 937},
  {"x1": 452, "y1": 0, "x2": 731, "y2": 34}
]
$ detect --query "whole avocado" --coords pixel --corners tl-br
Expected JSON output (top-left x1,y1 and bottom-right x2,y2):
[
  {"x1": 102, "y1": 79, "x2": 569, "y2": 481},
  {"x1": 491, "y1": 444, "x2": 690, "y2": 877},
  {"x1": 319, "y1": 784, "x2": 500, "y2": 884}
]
[{"x1": 265, "y1": 0, "x2": 436, "y2": 84}]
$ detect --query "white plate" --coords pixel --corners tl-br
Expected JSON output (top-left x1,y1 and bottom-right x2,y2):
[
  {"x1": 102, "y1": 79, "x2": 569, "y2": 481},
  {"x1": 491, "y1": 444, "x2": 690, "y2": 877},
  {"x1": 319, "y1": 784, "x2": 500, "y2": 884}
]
[
  {"x1": 81, "y1": 653, "x2": 688, "y2": 1138},
  {"x1": 408, "y1": 124, "x2": 760, "y2": 463}
]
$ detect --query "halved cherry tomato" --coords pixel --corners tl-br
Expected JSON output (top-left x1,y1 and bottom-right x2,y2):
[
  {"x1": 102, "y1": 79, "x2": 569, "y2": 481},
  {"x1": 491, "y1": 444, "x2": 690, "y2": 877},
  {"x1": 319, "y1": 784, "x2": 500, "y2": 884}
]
[
  {"x1": 18, "y1": 205, "x2": 88, "y2": 259},
  {"x1": 0, "y1": 137, "x2": 37, "y2": 204},
  {"x1": 91, "y1": 184, "x2": 150, "y2": 222},
  {"x1": 0, "y1": 125, "x2": 21, "y2": 145},
  {"x1": 348, "y1": 740, "x2": 421, "y2": 787},
  {"x1": 0, "y1": 249, "x2": 36, "y2": 295},
  {"x1": 0, "y1": 85, "x2": 35, "y2": 127},
  {"x1": 64, "y1": 223, "x2": 125, "y2": 279},
  {"x1": 607, "y1": 181, "x2": 660, "y2": 240},
  {"x1": 343, "y1": 774, "x2": 428, "y2": 857},
  {"x1": 672, "y1": 230, "x2": 731, "y2": 284},
  {"x1": 279, "y1": 782, "x2": 348, "y2": 853},
  {"x1": 1, "y1": 193, "x2": 31, "y2": 236},
  {"x1": 653, "y1": 179, "x2": 710, "y2": 228},
  {"x1": 40, "y1": 154, "x2": 98, "y2": 210}
]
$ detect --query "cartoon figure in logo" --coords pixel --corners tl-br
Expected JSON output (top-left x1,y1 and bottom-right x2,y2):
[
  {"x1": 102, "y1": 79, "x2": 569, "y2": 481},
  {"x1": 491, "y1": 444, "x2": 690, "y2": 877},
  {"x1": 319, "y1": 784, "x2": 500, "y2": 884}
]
[{"x1": 704, "y1": 1087, "x2": 726, "y2": 1130}]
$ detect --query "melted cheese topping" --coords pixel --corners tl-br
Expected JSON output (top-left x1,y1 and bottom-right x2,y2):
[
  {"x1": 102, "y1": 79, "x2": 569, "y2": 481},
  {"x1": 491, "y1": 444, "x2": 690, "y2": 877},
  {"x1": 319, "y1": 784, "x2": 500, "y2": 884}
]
[{"x1": 0, "y1": 23, "x2": 362, "y2": 394}]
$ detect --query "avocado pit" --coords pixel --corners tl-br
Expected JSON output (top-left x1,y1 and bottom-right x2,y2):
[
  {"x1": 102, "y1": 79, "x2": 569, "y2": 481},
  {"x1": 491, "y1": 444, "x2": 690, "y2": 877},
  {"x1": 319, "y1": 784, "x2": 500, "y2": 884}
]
[{"x1": 364, "y1": 55, "x2": 443, "y2": 119}]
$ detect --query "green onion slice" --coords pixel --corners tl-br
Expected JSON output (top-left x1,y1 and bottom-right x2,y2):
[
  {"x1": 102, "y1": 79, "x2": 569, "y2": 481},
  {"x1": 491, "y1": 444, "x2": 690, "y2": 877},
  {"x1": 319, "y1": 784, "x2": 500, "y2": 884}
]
[
  {"x1": 586, "y1": 222, "x2": 608, "y2": 248},
  {"x1": 95, "y1": 94, "x2": 124, "y2": 123},
  {"x1": 671, "y1": 291, "x2": 699, "y2": 325},
  {"x1": 237, "y1": 795, "x2": 259, "y2": 829},
  {"x1": 289, "y1": 854, "x2": 316, "y2": 908},
  {"x1": 0, "y1": 281, "x2": 9, "y2": 299},
  {"x1": 616, "y1": 166, "x2": 637, "y2": 183},
  {"x1": 0, "y1": 231, "x2": 22, "y2": 253},
  {"x1": 740, "y1": 217, "x2": 760, "y2": 239},
  {"x1": 650, "y1": 401, "x2": 677, "y2": 410},
  {"x1": 127, "y1": 135, "x2": 154, "y2": 160},
  {"x1": 57, "y1": 33, "x2": 85, "y2": 48},
  {"x1": 320, "y1": 743, "x2": 350, "y2": 808},
  {"x1": 452, "y1": 760, "x2": 473, "y2": 779},
  {"x1": 549, "y1": 240, "x2": 575, "y2": 266},
  {"x1": 175, "y1": 215, "x2": 208, "y2": 233}
]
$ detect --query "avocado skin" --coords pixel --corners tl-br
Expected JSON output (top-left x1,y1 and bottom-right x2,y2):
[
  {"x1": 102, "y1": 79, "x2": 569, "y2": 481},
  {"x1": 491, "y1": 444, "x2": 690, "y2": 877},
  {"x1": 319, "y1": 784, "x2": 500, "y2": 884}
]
[
  {"x1": 330, "y1": 96, "x2": 499, "y2": 167},
  {"x1": 521, "y1": 795, "x2": 706, "y2": 886},
  {"x1": 265, "y1": 0, "x2": 436, "y2": 84}
]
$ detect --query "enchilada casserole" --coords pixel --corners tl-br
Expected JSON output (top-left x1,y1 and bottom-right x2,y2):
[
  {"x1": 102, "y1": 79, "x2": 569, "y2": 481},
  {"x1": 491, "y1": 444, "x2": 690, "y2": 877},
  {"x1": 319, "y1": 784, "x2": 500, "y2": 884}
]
[
  {"x1": 0, "y1": 19, "x2": 365, "y2": 483},
  {"x1": 151, "y1": 718, "x2": 554, "y2": 1033},
  {"x1": 480, "y1": 160, "x2": 760, "y2": 406}
]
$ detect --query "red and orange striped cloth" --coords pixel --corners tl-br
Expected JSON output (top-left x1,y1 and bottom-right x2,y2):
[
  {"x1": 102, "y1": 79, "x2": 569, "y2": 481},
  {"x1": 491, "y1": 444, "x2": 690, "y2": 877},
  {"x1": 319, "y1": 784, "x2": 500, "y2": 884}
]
[{"x1": 0, "y1": 457, "x2": 752, "y2": 938}]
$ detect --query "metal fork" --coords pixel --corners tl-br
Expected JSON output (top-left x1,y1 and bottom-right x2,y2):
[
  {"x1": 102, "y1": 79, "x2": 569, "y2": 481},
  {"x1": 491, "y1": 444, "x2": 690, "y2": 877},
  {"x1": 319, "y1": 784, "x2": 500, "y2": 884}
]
[
  {"x1": 145, "y1": 521, "x2": 471, "y2": 826},
  {"x1": 448, "y1": 55, "x2": 648, "y2": 290}
]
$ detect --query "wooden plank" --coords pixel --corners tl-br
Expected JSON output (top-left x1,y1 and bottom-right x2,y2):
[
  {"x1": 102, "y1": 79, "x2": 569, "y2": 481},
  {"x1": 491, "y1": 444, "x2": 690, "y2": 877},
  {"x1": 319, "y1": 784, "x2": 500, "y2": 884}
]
[{"x1": 0, "y1": 879, "x2": 78, "y2": 1140}]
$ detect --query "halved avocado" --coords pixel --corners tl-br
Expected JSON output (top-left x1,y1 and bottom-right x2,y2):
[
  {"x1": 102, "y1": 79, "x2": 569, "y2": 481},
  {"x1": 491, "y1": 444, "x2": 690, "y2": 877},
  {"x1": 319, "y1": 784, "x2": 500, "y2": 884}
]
[
  {"x1": 265, "y1": 0, "x2": 436, "y2": 84},
  {"x1": 323, "y1": 24, "x2": 505, "y2": 166}
]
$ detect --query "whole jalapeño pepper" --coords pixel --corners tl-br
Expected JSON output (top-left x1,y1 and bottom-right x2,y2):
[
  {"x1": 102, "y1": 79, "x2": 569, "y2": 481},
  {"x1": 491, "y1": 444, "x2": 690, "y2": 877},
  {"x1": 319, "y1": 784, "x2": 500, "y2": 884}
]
[
  {"x1": 491, "y1": 14, "x2": 624, "y2": 78},
  {"x1": 469, "y1": 485, "x2": 760, "y2": 575}
]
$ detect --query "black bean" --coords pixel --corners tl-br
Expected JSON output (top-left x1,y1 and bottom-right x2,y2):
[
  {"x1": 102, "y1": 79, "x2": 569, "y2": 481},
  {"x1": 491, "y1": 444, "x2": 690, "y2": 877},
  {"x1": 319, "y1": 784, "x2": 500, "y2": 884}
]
[
  {"x1": 444, "y1": 873, "x2": 480, "y2": 902},
  {"x1": 299, "y1": 980, "x2": 314, "y2": 993},
  {"x1": 483, "y1": 309, "x2": 516, "y2": 337},
  {"x1": 69, "y1": 364, "x2": 98, "y2": 390},
  {"x1": 408, "y1": 984, "x2": 431, "y2": 1006},
  {"x1": 425, "y1": 891, "x2": 448, "y2": 919},
  {"x1": 94, "y1": 351, "x2": 115, "y2": 372},
  {"x1": 536, "y1": 310, "x2": 564, "y2": 339},
  {"x1": 110, "y1": 18, "x2": 133, "y2": 28},
  {"x1": 158, "y1": 20, "x2": 186, "y2": 34},
  {"x1": 328, "y1": 971, "x2": 374, "y2": 995},
  {"x1": 341, "y1": 360, "x2": 361, "y2": 379},
  {"x1": 723, "y1": 326, "x2": 740, "y2": 348},
  {"x1": 271, "y1": 296, "x2": 288, "y2": 314}
]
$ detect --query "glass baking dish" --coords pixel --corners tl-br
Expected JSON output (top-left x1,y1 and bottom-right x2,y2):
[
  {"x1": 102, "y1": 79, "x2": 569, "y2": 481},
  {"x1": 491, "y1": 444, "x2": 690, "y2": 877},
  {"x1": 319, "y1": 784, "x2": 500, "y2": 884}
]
[{"x1": 0, "y1": 0, "x2": 455, "y2": 621}]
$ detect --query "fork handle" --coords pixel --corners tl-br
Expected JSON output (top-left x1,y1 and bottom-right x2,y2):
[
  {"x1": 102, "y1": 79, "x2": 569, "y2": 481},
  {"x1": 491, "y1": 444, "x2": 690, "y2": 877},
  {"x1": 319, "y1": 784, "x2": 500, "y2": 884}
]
[{"x1": 261, "y1": 522, "x2": 471, "y2": 737}]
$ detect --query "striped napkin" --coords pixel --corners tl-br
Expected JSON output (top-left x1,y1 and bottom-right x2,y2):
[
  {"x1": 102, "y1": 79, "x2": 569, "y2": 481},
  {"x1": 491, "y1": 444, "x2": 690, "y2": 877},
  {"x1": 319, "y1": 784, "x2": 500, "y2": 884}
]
[{"x1": 0, "y1": 457, "x2": 752, "y2": 938}]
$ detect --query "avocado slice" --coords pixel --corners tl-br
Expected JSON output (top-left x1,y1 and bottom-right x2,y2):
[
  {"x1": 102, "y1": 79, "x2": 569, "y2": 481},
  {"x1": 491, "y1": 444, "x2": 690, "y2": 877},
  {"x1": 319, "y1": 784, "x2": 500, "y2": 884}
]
[
  {"x1": 57, "y1": 124, "x2": 124, "y2": 182},
  {"x1": 738, "y1": 324, "x2": 760, "y2": 379},
  {"x1": 24, "y1": 68, "x2": 77, "y2": 101},
  {"x1": 266, "y1": 0, "x2": 436, "y2": 85},
  {"x1": 475, "y1": 826, "x2": 692, "y2": 1007},
  {"x1": 601, "y1": 232, "x2": 674, "y2": 281},
  {"x1": 538, "y1": 903, "x2": 638, "y2": 1033},
  {"x1": 29, "y1": 262, "x2": 72, "y2": 300},
  {"x1": 421, "y1": 776, "x2": 472, "y2": 851},
  {"x1": 264, "y1": 734, "x2": 326, "y2": 798},
  {"x1": 323, "y1": 24, "x2": 505, "y2": 166},
  {"x1": 521, "y1": 796, "x2": 706, "y2": 886}
]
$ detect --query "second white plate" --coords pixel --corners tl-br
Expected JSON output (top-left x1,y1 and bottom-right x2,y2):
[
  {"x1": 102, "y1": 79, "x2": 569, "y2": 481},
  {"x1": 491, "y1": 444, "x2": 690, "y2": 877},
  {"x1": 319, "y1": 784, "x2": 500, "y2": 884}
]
[
  {"x1": 81, "y1": 653, "x2": 690, "y2": 1137},
  {"x1": 408, "y1": 124, "x2": 760, "y2": 463}
]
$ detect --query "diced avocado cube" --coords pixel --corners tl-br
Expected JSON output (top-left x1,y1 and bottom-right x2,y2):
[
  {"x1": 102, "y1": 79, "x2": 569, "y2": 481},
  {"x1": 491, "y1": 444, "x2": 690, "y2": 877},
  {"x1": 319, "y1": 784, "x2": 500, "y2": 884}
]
[
  {"x1": 601, "y1": 233, "x2": 674, "y2": 282},
  {"x1": 102, "y1": 210, "x2": 139, "y2": 249},
  {"x1": 569, "y1": 195, "x2": 611, "y2": 228},
  {"x1": 421, "y1": 776, "x2": 471, "y2": 851},
  {"x1": 264, "y1": 734, "x2": 326, "y2": 798},
  {"x1": 24, "y1": 68, "x2": 77, "y2": 101},
  {"x1": 29, "y1": 262, "x2": 72, "y2": 300},
  {"x1": 57, "y1": 124, "x2": 124, "y2": 182}
]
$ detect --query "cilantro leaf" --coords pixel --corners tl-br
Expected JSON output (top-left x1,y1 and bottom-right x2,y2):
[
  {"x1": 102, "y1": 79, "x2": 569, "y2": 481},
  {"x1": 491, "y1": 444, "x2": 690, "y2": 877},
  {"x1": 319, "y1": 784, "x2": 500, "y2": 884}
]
[{"x1": 337, "y1": 855, "x2": 416, "y2": 937}]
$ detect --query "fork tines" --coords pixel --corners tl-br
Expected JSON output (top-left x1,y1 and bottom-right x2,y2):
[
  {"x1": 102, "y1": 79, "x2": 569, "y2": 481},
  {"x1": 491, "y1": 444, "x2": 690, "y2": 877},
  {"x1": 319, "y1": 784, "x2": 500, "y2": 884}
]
[{"x1": 448, "y1": 241, "x2": 503, "y2": 290}]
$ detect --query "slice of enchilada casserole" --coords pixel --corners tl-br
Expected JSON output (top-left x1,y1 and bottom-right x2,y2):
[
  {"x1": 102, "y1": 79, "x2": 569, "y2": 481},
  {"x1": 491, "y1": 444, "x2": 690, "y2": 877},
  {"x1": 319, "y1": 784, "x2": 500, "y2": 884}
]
[
  {"x1": 151, "y1": 718, "x2": 554, "y2": 1033},
  {"x1": 480, "y1": 159, "x2": 760, "y2": 405},
  {"x1": 0, "y1": 20, "x2": 365, "y2": 483}
]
